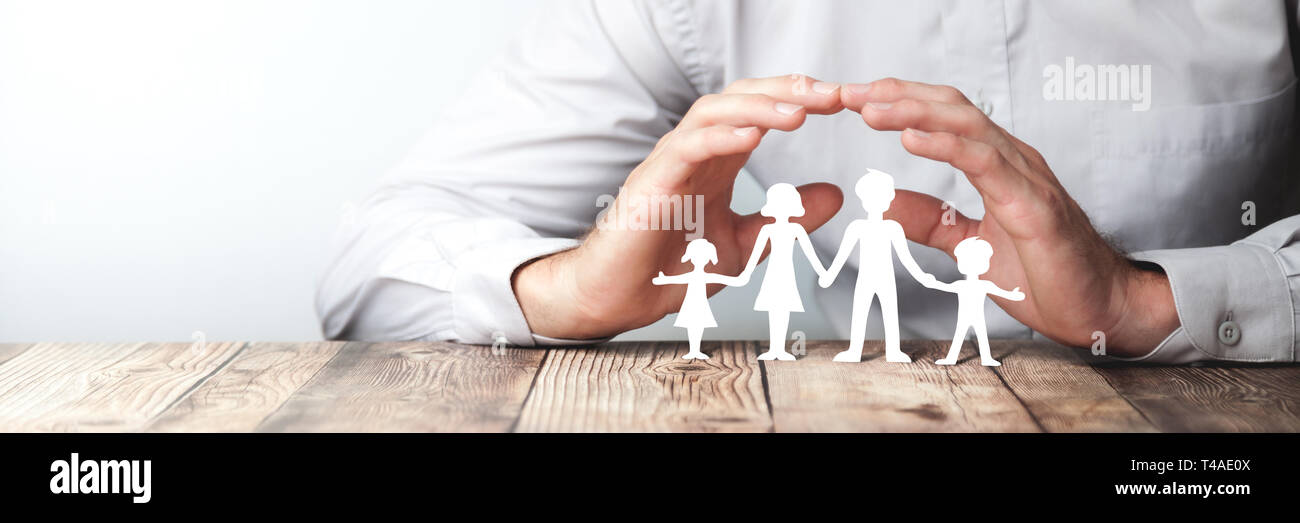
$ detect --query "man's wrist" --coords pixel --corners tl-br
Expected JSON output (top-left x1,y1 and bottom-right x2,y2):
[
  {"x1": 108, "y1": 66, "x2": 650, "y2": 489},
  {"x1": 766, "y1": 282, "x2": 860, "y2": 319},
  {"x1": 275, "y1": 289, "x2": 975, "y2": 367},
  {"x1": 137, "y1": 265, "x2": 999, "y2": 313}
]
[
  {"x1": 1108, "y1": 265, "x2": 1180, "y2": 356},
  {"x1": 512, "y1": 254, "x2": 567, "y2": 338},
  {"x1": 512, "y1": 249, "x2": 617, "y2": 340}
]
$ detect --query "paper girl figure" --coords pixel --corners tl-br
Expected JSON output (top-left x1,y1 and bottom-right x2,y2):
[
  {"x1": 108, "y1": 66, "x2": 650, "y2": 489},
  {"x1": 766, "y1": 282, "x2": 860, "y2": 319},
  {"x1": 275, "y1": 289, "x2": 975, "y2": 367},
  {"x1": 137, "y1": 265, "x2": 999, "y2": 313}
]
[
  {"x1": 653, "y1": 238, "x2": 748, "y2": 360},
  {"x1": 737, "y1": 183, "x2": 826, "y2": 361},
  {"x1": 819, "y1": 169, "x2": 937, "y2": 363},
  {"x1": 922, "y1": 236, "x2": 1025, "y2": 366}
]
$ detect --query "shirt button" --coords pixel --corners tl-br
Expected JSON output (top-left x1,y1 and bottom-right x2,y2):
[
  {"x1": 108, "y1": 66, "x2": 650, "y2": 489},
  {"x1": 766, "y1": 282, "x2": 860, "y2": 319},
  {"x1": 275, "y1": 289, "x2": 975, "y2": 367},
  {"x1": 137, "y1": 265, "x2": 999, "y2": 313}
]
[
  {"x1": 1217, "y1": 320, "x2": 1241, "y2": 346},
  {"x1": 976, "y1": 99, "x2": 994, "y2": 116}
]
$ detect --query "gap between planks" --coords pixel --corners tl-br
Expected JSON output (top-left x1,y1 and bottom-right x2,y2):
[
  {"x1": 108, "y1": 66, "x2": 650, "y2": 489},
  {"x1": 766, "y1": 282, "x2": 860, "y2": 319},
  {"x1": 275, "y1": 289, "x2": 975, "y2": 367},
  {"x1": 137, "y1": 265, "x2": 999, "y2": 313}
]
[{"x1": 0, "y1": 342, "x2": 246, "y2": 432}]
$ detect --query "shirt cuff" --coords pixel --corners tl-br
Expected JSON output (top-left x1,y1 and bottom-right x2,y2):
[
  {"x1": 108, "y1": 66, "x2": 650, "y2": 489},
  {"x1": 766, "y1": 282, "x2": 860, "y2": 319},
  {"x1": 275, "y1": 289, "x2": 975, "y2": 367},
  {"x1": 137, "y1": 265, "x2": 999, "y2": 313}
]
[
  {"x1": 441, "y1": 236, "x2": 573, "y2": 346},
  {"x1": 444, "y1": 238, "x2": 608, "y2": 347},
  {"x1": 1118, "y1": 244, "x2": 1295, "y2": 363}
]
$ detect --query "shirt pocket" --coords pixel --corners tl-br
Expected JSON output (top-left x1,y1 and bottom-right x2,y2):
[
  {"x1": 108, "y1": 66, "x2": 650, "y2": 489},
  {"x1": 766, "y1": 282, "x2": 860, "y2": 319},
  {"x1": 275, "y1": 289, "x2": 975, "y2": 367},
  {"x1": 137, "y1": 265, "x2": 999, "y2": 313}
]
[{"x1": 1087, "y1": 79, "x2": 1298, "y2": 251}]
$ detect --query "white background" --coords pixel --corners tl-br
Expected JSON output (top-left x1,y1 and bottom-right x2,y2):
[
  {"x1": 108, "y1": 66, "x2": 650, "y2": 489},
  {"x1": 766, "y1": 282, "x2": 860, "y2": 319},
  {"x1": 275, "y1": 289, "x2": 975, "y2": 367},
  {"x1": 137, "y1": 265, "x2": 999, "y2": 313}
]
[{"x1": 0, "y1": 0, "x2": 831, "y2": 342}]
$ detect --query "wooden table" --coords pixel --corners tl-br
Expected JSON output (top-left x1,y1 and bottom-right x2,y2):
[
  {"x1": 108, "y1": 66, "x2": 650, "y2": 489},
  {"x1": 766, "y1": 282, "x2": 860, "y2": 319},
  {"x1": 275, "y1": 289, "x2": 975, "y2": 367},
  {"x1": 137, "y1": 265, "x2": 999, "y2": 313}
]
[{"x1": 0, "y1": 340, "x2": 1296, "y2": 432}]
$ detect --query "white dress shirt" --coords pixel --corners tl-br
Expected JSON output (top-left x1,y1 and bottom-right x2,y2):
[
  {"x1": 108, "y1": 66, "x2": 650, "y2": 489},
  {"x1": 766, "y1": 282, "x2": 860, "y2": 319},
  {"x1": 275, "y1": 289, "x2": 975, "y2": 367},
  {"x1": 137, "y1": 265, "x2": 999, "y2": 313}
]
[{"x1": 316, "y1": 0, "x2": 1300, "y2": 363}]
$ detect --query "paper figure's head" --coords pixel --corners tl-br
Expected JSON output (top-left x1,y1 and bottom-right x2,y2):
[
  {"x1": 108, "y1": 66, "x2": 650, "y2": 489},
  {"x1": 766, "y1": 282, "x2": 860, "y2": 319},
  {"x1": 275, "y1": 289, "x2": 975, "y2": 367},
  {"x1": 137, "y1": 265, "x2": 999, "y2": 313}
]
[
  {"x1": 760, "y1": 183, "x2": 805, "y2": 218},
  {"x1": 681, "y1": 238, "x2": 719, "y2": 267},
  {"x1": 855, "y1": 169, "x2": 896, "y2": 214},
  {"x1": 954, "y1": 236, "x2": 994, "y2": 276}
]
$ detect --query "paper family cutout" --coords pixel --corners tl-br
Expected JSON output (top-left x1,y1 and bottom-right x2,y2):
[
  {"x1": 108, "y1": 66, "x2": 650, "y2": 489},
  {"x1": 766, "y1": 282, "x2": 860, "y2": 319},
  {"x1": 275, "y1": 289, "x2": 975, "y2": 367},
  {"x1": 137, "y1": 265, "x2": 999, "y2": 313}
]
[{"x1": 653, "y1": 169, "x2": 1025, "y2": 365}]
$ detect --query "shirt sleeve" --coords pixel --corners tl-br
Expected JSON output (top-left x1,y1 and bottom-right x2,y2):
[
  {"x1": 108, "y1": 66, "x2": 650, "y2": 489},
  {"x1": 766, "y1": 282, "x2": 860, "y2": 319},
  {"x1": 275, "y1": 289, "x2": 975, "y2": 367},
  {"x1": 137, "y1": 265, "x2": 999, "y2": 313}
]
[
  {"x1": 1117, "y1": 6, "x2": 1300, "y2": 363},
  {"x1": 315, "y1": 0, "x2": 704, "y2": 345},
  {"x1": 1118, "y1": 215, "x2": 1300, "y2": 363}
]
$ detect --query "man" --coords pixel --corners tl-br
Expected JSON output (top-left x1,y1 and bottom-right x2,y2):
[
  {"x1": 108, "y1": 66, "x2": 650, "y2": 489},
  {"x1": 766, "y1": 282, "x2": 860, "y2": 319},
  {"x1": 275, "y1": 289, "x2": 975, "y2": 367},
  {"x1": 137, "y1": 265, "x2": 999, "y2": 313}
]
[{"x1": 316, "y1": 0, "x2": 1300, "y2": 364}]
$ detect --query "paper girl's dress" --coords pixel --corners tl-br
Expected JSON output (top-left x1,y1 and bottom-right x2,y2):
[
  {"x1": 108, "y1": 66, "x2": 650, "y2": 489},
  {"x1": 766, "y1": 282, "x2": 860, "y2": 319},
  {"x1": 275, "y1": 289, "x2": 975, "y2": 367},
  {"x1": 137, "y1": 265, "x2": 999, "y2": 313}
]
[
  {"x1": 674, "y1": 275, "x2": 718, "y2": 329},
  {"x1": 753, "y1": 223, "x2": 804, "y2": 313}
]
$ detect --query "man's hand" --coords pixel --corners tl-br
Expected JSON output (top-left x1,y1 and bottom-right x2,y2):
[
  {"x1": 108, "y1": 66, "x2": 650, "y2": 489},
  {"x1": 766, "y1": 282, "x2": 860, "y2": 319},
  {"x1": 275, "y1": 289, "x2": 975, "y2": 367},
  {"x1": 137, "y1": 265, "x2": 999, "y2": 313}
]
[
  {"x1": 513, "y1": 74, "x2": 846, "y2": 340},
  {"x1": 841, "y1": 78, "x2": 1179, "y2": 356}
]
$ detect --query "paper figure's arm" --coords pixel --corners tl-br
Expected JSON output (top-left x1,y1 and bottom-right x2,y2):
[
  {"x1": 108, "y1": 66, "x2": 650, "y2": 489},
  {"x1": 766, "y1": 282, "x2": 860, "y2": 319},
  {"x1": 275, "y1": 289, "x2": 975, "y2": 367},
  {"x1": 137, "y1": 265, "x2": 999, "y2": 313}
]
[
  {"x1": 888, "y1": 220, "x2": 937, "y2": 287},
  {"x1": 651, "y1": 271, "x2": 690, "y2": 286},
  {"x1": 925, "y1": 278, "x2": 959, "y2": 293},
  {"x1": 793, "y1": 224, "x2": 826, "y2": 277},
  {"x1": 736, "y1": 226, "x2": 771, "y2": 283},
  {"x1": 987, "y1": 281, "x2": 1026, "y2": 301},
  {"x1": 820, "y1": 221, "x2": 860, "y2": 287}
]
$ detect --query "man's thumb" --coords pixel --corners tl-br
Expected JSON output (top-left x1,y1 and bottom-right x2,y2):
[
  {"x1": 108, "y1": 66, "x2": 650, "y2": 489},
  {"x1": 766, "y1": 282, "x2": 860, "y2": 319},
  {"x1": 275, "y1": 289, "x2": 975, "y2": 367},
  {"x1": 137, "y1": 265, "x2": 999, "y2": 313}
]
[
  {"x1": 734, "y1": 182, "x2": 844, "y2": 247},
  {"x1": 790, "y1": 182, "x2": 845, "y2": 232}
]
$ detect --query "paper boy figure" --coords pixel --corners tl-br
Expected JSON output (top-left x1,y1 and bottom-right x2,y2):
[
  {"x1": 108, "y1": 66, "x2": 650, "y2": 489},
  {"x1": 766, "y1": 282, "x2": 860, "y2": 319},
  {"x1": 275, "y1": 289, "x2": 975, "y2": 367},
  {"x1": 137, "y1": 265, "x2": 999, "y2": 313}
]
[
  {"x1": 923, "y1": 236, "x2": 1026, "y2": 366},
  {"x1": 653, "y1": 238, "x2": 747, "y2": 360},
  {"x1": 820, "y1": 169, "x2": 936, "y2": 363}
]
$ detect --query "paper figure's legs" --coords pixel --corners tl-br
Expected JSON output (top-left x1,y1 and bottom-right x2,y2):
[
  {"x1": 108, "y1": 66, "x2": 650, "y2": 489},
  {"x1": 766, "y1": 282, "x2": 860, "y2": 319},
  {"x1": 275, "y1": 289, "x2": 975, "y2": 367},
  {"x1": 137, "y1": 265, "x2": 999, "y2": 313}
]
[
  {"x1": 833, "y1": 290, "x2": 875, "y2": 362},
  {"x1": 758, "y1": 311, "x2": 796, "y2": 361},
  {"x1": 684, "y1": 327, "x2": 708, "y2": 360},
  {"x1": 935, "y1": 324, "x2": 968, "y2": 365},
  {"x1": 974, "y1": 321, "x2": 999, "y2": 366},
  {"x1": 879, "y1": 283, "x2": 910, "y2": 362}
]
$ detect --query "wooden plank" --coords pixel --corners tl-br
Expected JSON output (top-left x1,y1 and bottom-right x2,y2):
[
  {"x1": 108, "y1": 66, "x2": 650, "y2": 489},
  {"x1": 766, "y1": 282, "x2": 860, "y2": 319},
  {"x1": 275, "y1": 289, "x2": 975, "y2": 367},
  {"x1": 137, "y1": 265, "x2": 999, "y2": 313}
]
[
  {"x1": 5, "y1": 339, "x2": 1291, "y2": 433},
  {"x1": 0, "y1": 341, "x2": 247, "y2": 432},
  {"x1": 0, "y1": 343, "x2": 34, "y2": 368},
  {"x1": 515, "y1": 341, "x2": 770, "y2": 432},
  {"x1": 992, "y1": 340, "x2": 1156, "y2": 432},
  {"x1": 0, "y1": 343, "x2": 140, "y2": 430},
  {"x1": 256, "y1": 341, "x2": 544, "y2": 432},
  {"x1": 763, "y1": 339, "x2": 1040, "y2": 432},
  {"x1": 148, "y1": 342, "x2": 348, "y2": 432},
  {"x1": 1093, "y1": 362, "x2": 1300, "y2": 432}
]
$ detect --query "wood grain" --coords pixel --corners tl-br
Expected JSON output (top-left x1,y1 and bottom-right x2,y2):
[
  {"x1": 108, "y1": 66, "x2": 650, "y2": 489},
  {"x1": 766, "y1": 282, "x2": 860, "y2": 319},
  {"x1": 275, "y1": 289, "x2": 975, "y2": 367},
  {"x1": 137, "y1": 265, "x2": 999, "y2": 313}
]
[
  {"x1": 1093, "y1": 362, "x2": 1300, "y2": 432},
  {"x1": 0, "y1": 343, "x2": 33, "y2": 368},
  {"x1": 0, "y1": 340, "x2": 1296, "y2": 432},
  {"x1": 148, "y1": 342, "x2": 348, "y2": 432},
  {"x1": 515, "y1": 341, "x2": 770, "y2": 432},
  {"x1": 256, "y1": 342, "x2": 544, "y2": 432},
  {"x1": 992, "y1": 340, "x2": 1155, "y2": 432},
  {"x1": 0, "y1": 341, "x2": 246, "y2": 432},
  {"x1": 763, "y1": 339, "x2": 1040, "y2": 432}
]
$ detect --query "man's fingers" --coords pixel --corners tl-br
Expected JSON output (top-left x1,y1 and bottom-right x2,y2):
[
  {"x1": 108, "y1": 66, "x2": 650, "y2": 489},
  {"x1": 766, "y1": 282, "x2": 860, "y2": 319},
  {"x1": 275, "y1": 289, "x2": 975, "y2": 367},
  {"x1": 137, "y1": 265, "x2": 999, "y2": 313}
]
[
  {"x1": 900, "y1": 128, "x2": 1035, "y2": 207},
  {"x1": 845, "y1": 77, "x2": 1040, "y2": 176},
  {"x1": 1004, "y1": 132, "x2": 1065, "y2": 188},
  {"x1": 733, "y1": 182, "x2": 844, "y2": 259},
  {"x1": 647, "y1": 73, "x2": 850, "y2": 184},
  {"x1": 860, "y1": 98, "x2": 990, "y2": 140},
  {"x1": 723, "y1": 73, "x2": 844, "y2": 114},
  {"x1": 841, "y1": 77, "x2": 969, "y2": 111},
  {"x1": 883, "y1": 189, "x2": 980, "y2": 258},
  {"x1": 671, "y1": 125, "x2": 765, "y2": 164},
  {"x1": 640, "y1": 125, "x2": 763, "y2": 185},
  {"x1": 679, "y1": 72, "x2": 850, "y2": 135},
  {"x1": 678, "y1": 93, "x2": 808, "y2": 133},
  {"x1": 861, "y1": 98, "x2": 1028, "y2": 170}
]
